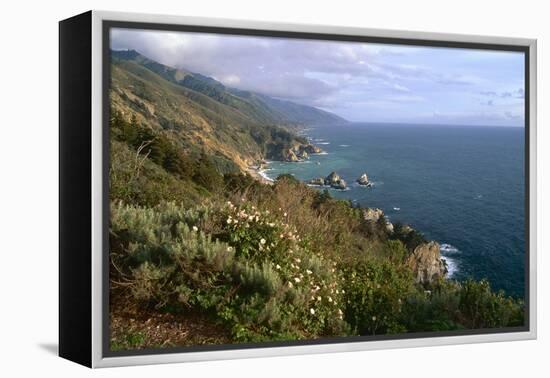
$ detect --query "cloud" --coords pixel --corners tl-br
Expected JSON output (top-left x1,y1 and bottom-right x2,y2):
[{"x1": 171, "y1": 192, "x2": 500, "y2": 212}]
[
  {"x1": 424, "y1": 110, "x2": 524, "y2": 126},
  {"x1": 110, "y1": 28, "x2": 525, "y2": 126},
  {"x1": 480, "y1": 88, "x2": 524, "y2": 99}
]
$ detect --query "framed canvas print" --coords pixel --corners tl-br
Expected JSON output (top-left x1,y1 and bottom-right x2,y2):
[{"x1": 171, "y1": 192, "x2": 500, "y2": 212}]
[{"x1": 59, "y1": 10, "x2": 537, "y2": 368}]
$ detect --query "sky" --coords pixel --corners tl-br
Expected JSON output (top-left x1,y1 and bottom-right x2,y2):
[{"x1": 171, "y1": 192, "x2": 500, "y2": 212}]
[{"x1": 111, "y1": 28, "x2": 525, "y2": 127}]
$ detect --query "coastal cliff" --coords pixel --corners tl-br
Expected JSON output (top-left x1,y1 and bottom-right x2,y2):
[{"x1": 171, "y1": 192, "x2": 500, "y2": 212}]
[
  {"x1": 407, "y1": 241, "x2": 448, "y2": 284},
  {"x1": 279, "y1": 142, "x2": 323, "y2": 162}
]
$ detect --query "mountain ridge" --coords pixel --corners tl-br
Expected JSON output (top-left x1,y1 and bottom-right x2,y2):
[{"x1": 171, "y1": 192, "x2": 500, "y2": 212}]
[{"x1": 111, "y1": 49, "x2": 348, "y2": 127}]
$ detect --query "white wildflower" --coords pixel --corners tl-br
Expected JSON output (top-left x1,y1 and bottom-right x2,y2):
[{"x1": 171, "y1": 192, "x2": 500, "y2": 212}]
[
  {"x1": 294, "y1": 277, "x2": 301, "y2": 283},
  {"x1": 260, "y1": 238, "x2": 266, "y2": 245},
  {"x1": 226, "y1": 218, "x2": 232, "y2": 224},
  {"x1": 227, "y1": 246, "x2": 233, "y2": 252},
  {"x1": 306, "y1": 269, "x2": 313, "y2": 275},
  {"x1": 317, "y1": 296, "x2": 322, "y2": 301},
  {"x1": 276, "y1": 264, "x2": 281, "y2": 270},
  {"x1": 192, "y1": 226, "x2": 198, "y2": 232},
  {"x1": 328, "y1": 296, "x2": 333, "y2": 303},
  {"x1": 288, "y1": 282, "x2": 293, "y2": 288},
  {"x1": 310, "y1": 308, "x2": 315, "y2": 315},
  {"x1": 372, "y1": 316, "x2": 377, "y2": 321}
]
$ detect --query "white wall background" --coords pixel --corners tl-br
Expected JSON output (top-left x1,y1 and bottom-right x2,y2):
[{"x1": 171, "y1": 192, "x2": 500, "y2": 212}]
[{"x1": 0, "y1": 0, "x2": 546, "y2": 376}]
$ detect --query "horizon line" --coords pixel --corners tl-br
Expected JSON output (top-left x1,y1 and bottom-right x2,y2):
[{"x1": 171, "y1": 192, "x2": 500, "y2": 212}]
[{"x1": 340, "y1": 120, "x2": 525, "y2": 129}]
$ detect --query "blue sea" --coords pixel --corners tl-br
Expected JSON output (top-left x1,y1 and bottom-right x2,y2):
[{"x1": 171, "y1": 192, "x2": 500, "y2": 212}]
[{"x1": 263, "y1": 123, "x2": 526, "y2": 297}]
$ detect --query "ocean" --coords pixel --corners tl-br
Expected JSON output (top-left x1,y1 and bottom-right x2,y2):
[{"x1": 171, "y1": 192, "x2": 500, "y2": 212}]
[{"x1": 263, "y1": 123, "x2": 526, "y2": 297}]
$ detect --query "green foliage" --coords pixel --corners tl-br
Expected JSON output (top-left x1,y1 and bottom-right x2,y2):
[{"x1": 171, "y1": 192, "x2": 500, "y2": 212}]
[
  {"x1": 342, "y1": 259, "x2": 415, "y2": 335},
  {"x1": 111, "y1": 201, "x2": 349, "y2": 343},
  {"x1": 110, "y1": 331, "x2": 146, "y2": 351},
  {"x1": 111, "y1": 109, "x2": 196, "y2": 179},
  {"x1": 193, "y1": 152, "x2": 224, "y2": 192},
  {"x1": 391, "y1": 222, "x2": 427, "y2": 251},
  {"x1": 109, "y1": 140, "x2": 203, "y2": 207},
  {"x1": 457, "y1": 279, "x2": 524, "y2": 328}
]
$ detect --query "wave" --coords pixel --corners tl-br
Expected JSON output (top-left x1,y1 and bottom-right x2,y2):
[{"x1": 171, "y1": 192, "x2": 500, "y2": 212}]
[
  {"x1": 393, "y1": 207, "x2": 400, "y2": 211},
  {"x1": 439, "y1": 242, "x2": 460, "y2": 277},
  {"x1": 317, "y1": 142, "x2": 331, "y2": 145},
  {"x1": 307, "y1": 184, "x2": 350, "y2": 192},
  {"x1": 315, "y1": 152, "x2": 329, "y2": 155},
  {"x1": 339, "y1": 144, "x2": 350, "y2": 147},
  {"x1": 257, "y1": 169, "x2": 274, "y2": 182},
  {"x1": 442, "y1": 256, "x2": 458, "y2": 277},
  {"x1": 440, "y1": 243, "x2": 460, "y2": 254}
]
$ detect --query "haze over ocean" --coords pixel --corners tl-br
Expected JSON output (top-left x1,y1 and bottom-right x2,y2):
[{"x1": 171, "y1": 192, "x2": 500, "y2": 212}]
[{"x1": 265, "y1": 123, "x2": 525, "y2": 297}]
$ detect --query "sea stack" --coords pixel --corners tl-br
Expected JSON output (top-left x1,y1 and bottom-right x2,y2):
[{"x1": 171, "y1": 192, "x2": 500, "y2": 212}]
[
  {"x1": 325, "y1": 172, "x2": 347, "y2": 190},
  {"x1": 356, "y1": 173, "x2": 372, "y2": 186}
]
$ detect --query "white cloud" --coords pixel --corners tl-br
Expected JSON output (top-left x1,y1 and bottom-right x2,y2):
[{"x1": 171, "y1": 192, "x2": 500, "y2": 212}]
[{"x1": 111, "y1": 28, "x2": 525, "y2": 126}]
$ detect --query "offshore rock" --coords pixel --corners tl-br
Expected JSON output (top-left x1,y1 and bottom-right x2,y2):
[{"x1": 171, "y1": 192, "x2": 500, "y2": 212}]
[{"x1": 357, "y1": 173, "x2": 371, "y2": 186}]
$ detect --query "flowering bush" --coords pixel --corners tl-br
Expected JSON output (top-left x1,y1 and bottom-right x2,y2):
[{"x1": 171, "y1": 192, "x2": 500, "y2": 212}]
[{"x1": 110, "y1": 200, "x2": 348, "y2": 343}]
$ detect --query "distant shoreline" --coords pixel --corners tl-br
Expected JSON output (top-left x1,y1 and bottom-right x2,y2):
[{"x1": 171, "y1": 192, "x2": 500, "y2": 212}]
[{"x1": 246, "y1": 165, "x2": 274, "y2": 185}]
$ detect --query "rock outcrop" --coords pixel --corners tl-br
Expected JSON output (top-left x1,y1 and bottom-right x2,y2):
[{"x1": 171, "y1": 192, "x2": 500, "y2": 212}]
[
  {"x1": 282, "y1": 143, "x2": 323, "y2": 162},
  {"x1": 333, "y1": 179, "x2": 347, "y2": 190},
  {"x1": 356, "y1": 173, "x2": 372, "y2": 186},
  {"x1": 407, "y1": 241, "x2": 447, "y2": 284},
  {"x1": 302, "y1": 144, "x2": 323, "y2": 154},
  {"x1": 363, "y1": 208, "x2": 384, "y2": 222},
  {"x1": 307, "y1": 171, "x2": 348, "y2": 189},
  {"x1": 325, "y1": 172, "x2": 347, "y2": 189},
  {"x1": 325, "y1": 171, "x2": 342, "y2": 185}
]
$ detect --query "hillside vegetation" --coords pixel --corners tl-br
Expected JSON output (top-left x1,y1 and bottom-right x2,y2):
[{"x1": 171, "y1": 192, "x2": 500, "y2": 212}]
[{"x1": 108, "y1": 51, "x2": 524, "y2": 351}]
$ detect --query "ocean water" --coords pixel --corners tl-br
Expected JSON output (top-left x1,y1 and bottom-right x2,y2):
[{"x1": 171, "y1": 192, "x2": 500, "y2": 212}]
[{"x1": 264, "y1": 123, "x2": 526, "y2": 297}]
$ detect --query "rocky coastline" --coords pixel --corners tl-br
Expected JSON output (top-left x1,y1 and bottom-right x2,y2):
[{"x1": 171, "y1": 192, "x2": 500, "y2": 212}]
[
  {"x1": 307, "y1": 171, "x2": 373, "y2": 191},
  {"x1": 361, "y1": 207, "x2": 448, "y2": 284},
  {"x1": 281, "y1": 142, "x2": 324, "y2": 162}
]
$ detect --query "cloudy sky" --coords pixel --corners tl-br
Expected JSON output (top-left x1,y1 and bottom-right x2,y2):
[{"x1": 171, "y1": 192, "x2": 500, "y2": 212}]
[{"x1": 111, "y1": 28, "x2": 525, "y2": 127}]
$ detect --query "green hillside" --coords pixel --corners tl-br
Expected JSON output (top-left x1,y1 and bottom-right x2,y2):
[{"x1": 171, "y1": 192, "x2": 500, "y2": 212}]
[{"x1": 111, "y1": 49, "x2": 345, "y2": 173}]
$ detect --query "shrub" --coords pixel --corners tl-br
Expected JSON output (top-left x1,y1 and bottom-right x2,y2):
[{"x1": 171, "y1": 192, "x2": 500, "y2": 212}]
[
  {"x1": 109, "y1": 141, "x2": 203, "y2": 207},
  {"x1": 342, "y1": 259, "x2": 415, "y2": 335},
  {"x1": 457, "y1": 279, "x2": 524, "y2": 328},
  {"x1": 110, "y1": 200, "x2": 349, "y2": 343},
  {"x1": 391, "y1": 222, "x2": 427, "y2": 251}
]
